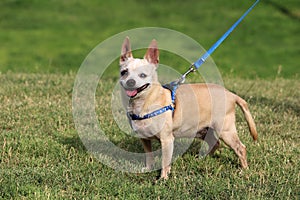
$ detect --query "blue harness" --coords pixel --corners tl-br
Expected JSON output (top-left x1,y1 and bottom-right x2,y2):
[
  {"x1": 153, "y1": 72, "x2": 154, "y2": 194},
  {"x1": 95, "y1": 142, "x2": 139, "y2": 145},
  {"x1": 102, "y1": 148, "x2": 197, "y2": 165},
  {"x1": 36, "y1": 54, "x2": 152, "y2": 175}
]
[{"x1": 127, "y1": 82, "x2": 178, "y2": 120}]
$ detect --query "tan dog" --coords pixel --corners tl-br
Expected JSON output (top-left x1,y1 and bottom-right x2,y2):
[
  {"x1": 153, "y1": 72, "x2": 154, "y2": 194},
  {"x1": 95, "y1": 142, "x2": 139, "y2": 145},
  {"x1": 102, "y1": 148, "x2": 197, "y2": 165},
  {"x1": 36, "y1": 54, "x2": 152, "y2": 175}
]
[{"x1": 119, "y1": 37, "x2": 258, "y2": 179}]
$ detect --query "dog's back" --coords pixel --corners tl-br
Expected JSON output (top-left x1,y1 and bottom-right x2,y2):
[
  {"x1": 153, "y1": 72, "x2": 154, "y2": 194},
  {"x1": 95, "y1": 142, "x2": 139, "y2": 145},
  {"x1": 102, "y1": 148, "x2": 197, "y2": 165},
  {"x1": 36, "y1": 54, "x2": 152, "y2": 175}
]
[{"x1": 172, "y1": 83, "x2": 257, "y2": 141}]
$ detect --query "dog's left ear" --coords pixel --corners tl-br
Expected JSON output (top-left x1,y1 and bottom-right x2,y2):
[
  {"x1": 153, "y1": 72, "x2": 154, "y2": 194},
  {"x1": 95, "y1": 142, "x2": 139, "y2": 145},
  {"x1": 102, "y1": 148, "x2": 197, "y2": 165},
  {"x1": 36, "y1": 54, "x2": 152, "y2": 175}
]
[
  {"x1": 144, "y1": 39, "x2": 159, "y2": 65},
  {"x1": 120, "y1": 37, "x2": 133, "y2": 65}
]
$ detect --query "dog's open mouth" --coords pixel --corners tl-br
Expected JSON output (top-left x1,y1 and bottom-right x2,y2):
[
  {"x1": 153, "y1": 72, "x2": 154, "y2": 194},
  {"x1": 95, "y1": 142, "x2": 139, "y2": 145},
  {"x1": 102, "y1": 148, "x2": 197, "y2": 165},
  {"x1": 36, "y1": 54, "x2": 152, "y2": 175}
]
[{"x1": 126, "y1": 83, "x2": 150, "y2": 97}]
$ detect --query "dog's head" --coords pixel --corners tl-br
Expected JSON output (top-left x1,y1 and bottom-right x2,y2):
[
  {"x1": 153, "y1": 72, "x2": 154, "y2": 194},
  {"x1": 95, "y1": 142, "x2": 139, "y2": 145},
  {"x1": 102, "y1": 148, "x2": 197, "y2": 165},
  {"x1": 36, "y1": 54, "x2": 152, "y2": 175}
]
[{"x1": 119, "y1": 37, "x2": 159, "y2": 98}]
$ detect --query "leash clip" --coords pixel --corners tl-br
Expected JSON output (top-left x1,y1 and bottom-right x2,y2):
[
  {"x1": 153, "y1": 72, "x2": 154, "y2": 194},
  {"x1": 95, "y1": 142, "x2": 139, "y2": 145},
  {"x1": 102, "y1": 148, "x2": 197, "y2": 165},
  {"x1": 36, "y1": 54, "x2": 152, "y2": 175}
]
[{"x1": 179, "y1": 64, "x2": 197, "y2": 84}]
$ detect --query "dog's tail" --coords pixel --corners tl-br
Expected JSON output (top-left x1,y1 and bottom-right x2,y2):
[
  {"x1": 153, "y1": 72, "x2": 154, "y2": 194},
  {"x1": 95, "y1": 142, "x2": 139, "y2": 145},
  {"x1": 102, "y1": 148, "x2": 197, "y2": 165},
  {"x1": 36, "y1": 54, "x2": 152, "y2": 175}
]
[{"x1": 235, "y1": 95, "x2": 258, "y2": 141}]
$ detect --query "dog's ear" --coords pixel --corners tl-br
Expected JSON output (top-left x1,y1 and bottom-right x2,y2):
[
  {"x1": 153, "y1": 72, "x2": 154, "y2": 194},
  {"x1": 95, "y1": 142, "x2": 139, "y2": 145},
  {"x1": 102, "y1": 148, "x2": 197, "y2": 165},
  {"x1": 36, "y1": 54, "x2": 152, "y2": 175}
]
[
  {"x1": 120, "y1": 37, "x2": 133, "y2": 64},
  {"x1": 144, "y1": 39, "x2": 159, "y2": 65}
]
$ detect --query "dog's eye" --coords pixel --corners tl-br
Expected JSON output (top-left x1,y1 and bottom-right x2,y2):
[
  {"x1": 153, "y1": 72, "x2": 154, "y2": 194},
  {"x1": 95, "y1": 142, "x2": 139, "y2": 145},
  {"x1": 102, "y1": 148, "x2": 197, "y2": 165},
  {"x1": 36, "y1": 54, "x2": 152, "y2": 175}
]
[
  {"x1": 120, "y1": 69, "x2": 128, "y2": 77},
  {"x1": 139, "y1": 73, "x2": 147, "y2": 78}
]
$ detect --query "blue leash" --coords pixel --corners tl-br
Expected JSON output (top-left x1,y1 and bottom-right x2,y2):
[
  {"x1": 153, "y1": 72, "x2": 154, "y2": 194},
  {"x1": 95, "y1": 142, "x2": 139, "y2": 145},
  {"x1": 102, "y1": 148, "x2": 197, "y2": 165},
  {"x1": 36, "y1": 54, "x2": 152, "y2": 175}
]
[
  {"x1": 178, "y1": 0, "x2": 260, "y2": 83},
  {"x1": 128, "y1": 0, "x2": 260, "y2": 121}
]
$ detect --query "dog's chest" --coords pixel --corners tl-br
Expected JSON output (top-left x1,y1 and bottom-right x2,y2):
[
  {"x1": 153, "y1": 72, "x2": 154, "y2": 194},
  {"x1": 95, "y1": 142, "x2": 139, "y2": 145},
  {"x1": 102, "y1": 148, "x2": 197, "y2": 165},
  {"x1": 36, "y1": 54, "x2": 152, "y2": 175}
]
[
  {"x1": 128, "y1": 100, "x2": 168, "y2": 138},
  {"x1": 131, "y1": 120, "x2": 154, "y2": 137},
  {"x1": 130, "y1": 116, "x2": 166, "y2": 139}
]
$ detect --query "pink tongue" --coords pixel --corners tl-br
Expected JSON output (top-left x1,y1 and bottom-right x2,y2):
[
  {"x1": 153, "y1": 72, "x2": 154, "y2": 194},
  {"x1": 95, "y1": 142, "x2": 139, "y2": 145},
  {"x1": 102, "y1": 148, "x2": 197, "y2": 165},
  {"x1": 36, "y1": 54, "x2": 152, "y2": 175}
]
[{"x1": 126, "y1": 90, "x2": 138, "y2": 97}]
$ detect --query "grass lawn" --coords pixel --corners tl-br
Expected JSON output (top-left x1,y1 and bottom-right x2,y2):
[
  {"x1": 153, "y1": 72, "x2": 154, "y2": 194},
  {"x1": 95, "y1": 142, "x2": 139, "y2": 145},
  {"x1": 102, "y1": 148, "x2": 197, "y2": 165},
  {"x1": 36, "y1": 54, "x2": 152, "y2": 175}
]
[
  {"x1": 0, "y1": 0, "x2": 299, "y2": 199},
  {"x1": 0, "y1": 73, "x2": 299, "y2": 199}
]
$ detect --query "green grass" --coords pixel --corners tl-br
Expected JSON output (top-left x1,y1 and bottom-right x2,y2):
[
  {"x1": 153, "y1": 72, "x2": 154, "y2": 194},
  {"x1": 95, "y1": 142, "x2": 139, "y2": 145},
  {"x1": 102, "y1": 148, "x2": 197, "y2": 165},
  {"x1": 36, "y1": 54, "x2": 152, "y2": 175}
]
[
  {"x1": 0, "y1": 73, "x2": 299, "y2": 199},
  {"x1": 1, "y1": 0, "x2": 299, "y2": 199},
  {"x1": 0, "y1": 0, "x2": 299, "y2": 78}
]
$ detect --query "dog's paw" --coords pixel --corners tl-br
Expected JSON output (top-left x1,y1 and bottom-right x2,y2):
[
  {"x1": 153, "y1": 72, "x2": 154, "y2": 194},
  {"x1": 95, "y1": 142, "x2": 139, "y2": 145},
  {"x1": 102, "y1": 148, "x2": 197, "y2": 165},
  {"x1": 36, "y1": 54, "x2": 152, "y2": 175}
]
[
  {"x1": 159, "y1": 175, "x2": 169, "y2": 180},
  {"x1": 159, "y1": 166, "x2": 171, "y2": 180}
]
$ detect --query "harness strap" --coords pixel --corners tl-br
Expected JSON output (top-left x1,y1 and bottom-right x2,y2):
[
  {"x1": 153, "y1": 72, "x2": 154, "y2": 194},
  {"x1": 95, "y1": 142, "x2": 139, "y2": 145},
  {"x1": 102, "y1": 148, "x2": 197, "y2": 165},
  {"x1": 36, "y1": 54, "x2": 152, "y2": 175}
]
[
  {"x1": 128, "y1": 105, "x2": 174, "y2": 120},
  {"x1": 127, "y1": 83, "x2": 179, "y2": 121},
  {"x1": 163, "y1": 82, "x2": 178, "y2": 104}
]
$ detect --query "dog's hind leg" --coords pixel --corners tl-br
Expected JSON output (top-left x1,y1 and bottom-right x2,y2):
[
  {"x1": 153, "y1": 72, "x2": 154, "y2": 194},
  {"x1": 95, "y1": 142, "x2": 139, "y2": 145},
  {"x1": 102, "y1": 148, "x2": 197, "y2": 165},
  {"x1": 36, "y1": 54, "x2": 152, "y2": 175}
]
[
  {"x1": 219, "y1": 128, "x2": 248, "y2": 169},
  {"x1": 208, "y1": 139, "x2": 220, "y2": 156},
  {"x1": 197, "y1": 128, "x2": 220, "y2": 156},
  {"x1": 216, "y1": 114, "x2": 248, "y2": 168}
]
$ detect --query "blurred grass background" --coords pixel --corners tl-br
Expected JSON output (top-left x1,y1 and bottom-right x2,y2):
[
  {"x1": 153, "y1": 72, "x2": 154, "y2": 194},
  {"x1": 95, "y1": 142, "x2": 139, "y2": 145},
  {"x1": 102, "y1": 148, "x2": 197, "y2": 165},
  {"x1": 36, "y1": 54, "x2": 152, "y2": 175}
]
[{"x1": 0, "y1": 0, "x2": 299, "y2": 78}]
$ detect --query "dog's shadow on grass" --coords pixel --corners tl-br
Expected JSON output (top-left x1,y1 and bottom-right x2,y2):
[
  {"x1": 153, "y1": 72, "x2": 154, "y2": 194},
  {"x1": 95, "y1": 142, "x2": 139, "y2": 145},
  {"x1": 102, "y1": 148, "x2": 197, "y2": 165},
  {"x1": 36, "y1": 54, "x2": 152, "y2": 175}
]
[
  {"x1": 58, "y1": 129, "x2": 242, "y2": 172},
  {"x1": 58, "y1": 131, "x2": 146, "y2": 156}
]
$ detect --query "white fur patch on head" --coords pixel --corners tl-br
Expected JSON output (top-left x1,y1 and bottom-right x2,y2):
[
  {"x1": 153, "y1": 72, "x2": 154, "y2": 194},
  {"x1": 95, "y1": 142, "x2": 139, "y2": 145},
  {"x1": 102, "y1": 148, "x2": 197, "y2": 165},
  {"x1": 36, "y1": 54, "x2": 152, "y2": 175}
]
[{"x1": 129, "y1": 58, "x2": 150, "y2": 70}]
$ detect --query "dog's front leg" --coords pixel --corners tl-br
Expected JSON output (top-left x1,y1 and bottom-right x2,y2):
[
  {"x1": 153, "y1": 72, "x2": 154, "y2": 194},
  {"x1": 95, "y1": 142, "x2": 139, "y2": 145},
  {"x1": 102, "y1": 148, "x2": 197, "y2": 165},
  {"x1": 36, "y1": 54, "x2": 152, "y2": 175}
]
[
  {"x1": 160, "y1": 137, "x2": 174, "y2": 179},
  {"x1": 141, "y1": 139, "x2": 154, "y2": 171}
]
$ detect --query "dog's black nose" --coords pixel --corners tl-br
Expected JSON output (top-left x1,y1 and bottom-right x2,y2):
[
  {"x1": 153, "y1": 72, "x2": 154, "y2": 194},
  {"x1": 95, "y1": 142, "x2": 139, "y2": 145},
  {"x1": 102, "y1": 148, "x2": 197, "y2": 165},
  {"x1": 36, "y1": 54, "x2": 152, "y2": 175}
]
[{"x1": 126, "y1": 79, "x2": 136, "y2": 88}]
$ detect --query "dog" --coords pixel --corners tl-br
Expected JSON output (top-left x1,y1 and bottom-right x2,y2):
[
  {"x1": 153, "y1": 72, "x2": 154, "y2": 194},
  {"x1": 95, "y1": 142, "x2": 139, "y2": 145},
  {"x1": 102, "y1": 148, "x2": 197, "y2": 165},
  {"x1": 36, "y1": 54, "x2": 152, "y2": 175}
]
[{"x1": 119, "y1": 37, "x2": 258, "y2": 179}]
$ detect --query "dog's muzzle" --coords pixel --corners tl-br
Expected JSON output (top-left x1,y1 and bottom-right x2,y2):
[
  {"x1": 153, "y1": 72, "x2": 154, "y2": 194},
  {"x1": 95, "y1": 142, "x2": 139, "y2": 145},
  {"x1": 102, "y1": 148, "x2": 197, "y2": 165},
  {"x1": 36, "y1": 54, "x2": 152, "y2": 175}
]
[{"x1": 125, "y1": 83, "x2": 150, "y2": 98}]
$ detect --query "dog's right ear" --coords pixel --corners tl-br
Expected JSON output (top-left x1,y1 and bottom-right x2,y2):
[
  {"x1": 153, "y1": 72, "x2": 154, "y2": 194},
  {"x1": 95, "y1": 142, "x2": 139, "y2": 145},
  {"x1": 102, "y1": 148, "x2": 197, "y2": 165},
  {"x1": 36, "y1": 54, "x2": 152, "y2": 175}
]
[{"x1": 120, "y1": 37, "x2": 132, "y2": 65}]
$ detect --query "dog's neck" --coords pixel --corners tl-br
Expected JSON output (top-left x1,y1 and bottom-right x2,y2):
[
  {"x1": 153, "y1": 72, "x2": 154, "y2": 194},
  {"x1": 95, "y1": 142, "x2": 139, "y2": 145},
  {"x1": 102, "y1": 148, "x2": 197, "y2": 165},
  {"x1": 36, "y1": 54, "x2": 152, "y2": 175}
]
[{"x1": 127, "y1": 82, "x2": 167, "y2": 115}]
